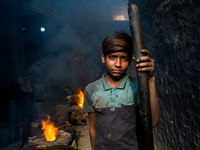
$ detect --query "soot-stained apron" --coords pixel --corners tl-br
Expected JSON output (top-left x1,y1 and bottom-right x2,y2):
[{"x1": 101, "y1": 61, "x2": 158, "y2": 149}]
[{"x1": 94, "y1": 104, "x2": 143, "y2": 150}]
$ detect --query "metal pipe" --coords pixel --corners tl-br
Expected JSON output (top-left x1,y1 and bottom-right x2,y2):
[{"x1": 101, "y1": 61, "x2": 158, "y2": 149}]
[{"x1": 128, "y1": 4, "x2": 154, "y2": 150}]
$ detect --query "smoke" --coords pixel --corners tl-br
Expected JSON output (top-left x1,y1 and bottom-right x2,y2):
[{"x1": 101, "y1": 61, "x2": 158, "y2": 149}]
[{"x1": 25, "y1": 0, "x2": 130, "y2": 94}]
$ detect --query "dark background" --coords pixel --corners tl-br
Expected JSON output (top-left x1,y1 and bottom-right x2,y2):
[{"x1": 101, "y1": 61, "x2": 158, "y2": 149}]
[
  {"x1": 0, "y1": 0, "x2": 199, "y2": 149},
  {"x1": 128, "y1": 0, "x2": 199, "y2": 149}
]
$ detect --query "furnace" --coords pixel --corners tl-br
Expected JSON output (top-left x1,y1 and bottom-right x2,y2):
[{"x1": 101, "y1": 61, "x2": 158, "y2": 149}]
[
  {"x1": 21, "y1": 89, "x2": 87, "y2": 150},
  {"x1": 23, "y1": 130, "x2": 74, "y2": 150}
]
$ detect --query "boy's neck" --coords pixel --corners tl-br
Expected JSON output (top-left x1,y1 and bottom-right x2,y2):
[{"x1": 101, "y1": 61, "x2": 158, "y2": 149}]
[{"x1": 104, "y1": 73, "x2": 126, "y2": 88}]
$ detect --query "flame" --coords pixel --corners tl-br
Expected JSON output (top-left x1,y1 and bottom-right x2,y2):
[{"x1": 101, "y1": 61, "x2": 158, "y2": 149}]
[
  {"x1": 77, "y1": 90, "x2": 84, "y2": 108},
  {"x1": 41, "y1": 115, "x2": 58, "y2": 141}
]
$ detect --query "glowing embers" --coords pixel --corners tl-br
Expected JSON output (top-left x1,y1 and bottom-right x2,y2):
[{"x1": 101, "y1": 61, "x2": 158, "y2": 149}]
[
  {"x1": 41, "y1": 115, "x2": 58, "y2": 141},
  {"x1": 77, "y1": 90, "x2": 84, "y2": 108},
  {"x1": 24, "y1": 114, "x2": 73, "y2": 149}
]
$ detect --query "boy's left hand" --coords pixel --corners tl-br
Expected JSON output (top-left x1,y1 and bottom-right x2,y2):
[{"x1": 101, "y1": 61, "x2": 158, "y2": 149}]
[{"x1": 132, "y1": 49, "x2": 154, "y2": 79}]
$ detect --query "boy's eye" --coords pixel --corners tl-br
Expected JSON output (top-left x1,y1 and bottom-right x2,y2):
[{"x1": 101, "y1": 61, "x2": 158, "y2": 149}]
[
  {"x1": 109, "y1": 55, "x2": 116, "y2": 59},
  {"x1": 122, "y1": 57, "x2": 128, "y2": 61}
]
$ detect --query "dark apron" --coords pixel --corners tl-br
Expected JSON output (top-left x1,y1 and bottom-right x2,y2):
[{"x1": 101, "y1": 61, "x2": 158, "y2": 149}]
[{"x1": 94, "y1": 104, "x2": 143, "y2": 150}]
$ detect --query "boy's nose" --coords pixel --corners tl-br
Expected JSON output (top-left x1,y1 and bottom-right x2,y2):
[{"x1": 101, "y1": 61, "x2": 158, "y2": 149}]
[{"x1": 115, "y1": 58, "x2": 122, "y2": 68}]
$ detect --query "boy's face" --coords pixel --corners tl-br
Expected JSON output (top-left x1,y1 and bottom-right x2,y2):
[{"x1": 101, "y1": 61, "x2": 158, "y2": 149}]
[{"x1": 101, "y1": 51, "x2": 131, "y2": 79}]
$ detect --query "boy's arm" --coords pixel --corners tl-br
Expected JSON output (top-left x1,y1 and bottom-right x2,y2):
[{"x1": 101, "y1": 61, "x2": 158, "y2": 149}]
[
  {"x1": 88, "y1": 112, "x2": 97, "y2": 150},
  {"x1": 83, "y1": 89, "x2": 97, "y2": 149},
  {"x1": 148, "y1": 76, "x2": 160, "y2": 127},
  {"x1": 133, "y1": 49, "x2": 160, "y2": 127}
]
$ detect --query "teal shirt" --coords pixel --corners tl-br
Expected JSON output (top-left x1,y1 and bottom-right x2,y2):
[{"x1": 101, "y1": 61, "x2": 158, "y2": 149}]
[{"x1": 83, "y1": 73, "x2": 140, "y2": 113}]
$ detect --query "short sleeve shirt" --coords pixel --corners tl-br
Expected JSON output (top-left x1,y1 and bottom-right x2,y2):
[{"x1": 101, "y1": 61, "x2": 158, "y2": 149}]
[
  {"x1": 83, "y1": 73, "x2": 142, "y2": 150},
  {"x1": 83, "y1": 73, "x2": 140, "y2": 112}
]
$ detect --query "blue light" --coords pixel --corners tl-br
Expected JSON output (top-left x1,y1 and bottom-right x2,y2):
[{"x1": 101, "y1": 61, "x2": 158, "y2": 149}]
[{"x1": 40, "y1": 27, "x2": 45, "y2": 32}]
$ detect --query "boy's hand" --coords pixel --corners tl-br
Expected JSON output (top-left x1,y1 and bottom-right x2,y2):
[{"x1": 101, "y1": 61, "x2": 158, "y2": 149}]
[{"x1": 132, "y1": 49, "x2": 154, "y2": 79}]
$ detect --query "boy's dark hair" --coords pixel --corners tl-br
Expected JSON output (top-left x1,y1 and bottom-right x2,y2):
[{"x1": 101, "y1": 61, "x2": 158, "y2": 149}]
[{"x1": 102, "y1": 31, "x2": 133, "y2": 57}]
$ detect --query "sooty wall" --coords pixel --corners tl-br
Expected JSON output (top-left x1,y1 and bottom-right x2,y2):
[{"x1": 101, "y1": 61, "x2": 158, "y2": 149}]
[{"x1": 129, "y1": 0, "x2": 199, "y2": 149}]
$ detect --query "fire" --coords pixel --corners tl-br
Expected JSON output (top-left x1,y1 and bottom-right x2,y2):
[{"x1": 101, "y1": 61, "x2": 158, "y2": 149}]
[
  {"x1": 77, "y1": 90, "x2": 84, "y2": 108},
  {"x1": 41, "y1": 115, "x2": 58, "y2": 141}
]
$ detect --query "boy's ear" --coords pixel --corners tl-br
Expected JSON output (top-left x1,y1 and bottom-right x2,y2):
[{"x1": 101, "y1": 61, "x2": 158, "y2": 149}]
[{"x1": 101, "y1": 53, "x2": 105, "y2": 63}]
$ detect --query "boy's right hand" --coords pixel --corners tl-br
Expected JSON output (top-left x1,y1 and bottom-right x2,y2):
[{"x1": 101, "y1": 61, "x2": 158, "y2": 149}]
[{"x1": 132, "y1": 49, "x2": 155, "y2": 79}]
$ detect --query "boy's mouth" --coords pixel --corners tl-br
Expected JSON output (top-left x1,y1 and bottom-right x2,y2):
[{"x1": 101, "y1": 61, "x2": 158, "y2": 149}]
[{"x1": 113, "y1": 70, "x2": 122, "y2": 73}]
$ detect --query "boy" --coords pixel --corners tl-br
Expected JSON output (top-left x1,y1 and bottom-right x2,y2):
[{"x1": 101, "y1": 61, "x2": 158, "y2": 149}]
[{"x1": 83, "y1": 31, "x2": 160, "y2": 150}]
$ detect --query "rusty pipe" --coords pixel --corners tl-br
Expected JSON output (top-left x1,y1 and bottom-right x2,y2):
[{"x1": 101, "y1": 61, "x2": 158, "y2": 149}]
[{"x1": 128, "y1": 4, "x2": 154, "y2": 150}]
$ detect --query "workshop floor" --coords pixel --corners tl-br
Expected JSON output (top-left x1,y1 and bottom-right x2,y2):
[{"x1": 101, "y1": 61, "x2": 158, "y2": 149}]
[{"x1": 75, "y1": 122, "x2": 92, "y2": 150}]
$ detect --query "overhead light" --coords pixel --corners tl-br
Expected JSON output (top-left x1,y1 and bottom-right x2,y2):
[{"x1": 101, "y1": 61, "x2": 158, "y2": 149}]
[
  {"x1": 112, "y1": 6, "x2": 128, "y2": 21},
  {"x1": 40, "y1": 27, "x2": 45, "y2": 32},
  {"x1": 113, "y1": 15, "x2": 127, "y2": 21}
]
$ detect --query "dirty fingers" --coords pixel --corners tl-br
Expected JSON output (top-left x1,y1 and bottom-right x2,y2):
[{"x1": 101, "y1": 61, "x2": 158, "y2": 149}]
[{"x1": 133, "y1": 49, "x2": 155, "y2": 78}]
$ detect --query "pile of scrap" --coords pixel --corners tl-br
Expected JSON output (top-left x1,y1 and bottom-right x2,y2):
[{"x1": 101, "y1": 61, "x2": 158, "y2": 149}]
[{"x1": 68, "y1": 105, "x2": 88, "y2": 125}]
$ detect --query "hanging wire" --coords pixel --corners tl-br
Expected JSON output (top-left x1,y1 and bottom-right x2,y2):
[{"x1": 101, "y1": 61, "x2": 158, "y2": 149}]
[
  {"x1": 106, "y1": 0, "x2": 115, "y2": 7},
  {"x1": 30, "y1": 5, "x2": 65, "y2": 22}
]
